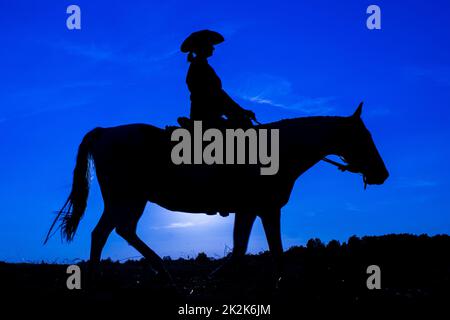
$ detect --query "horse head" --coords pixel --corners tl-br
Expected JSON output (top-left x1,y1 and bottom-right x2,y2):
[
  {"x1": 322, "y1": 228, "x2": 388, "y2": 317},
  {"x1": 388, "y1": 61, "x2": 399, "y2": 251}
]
[{"x1": 339, "y1": 102, "x2": 389, "y2": 188}]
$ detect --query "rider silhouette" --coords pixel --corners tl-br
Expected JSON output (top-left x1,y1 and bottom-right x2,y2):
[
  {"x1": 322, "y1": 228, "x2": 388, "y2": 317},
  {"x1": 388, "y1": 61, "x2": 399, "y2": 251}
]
[{"x1": 179, "y1": 30, "x2": 255, "y2": 128}]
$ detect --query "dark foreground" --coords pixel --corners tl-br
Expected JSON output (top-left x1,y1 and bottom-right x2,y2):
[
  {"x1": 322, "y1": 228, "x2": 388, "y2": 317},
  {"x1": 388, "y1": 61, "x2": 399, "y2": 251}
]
[{"x1": 1, "y1": 234, "x2": 449, "y2": 317}]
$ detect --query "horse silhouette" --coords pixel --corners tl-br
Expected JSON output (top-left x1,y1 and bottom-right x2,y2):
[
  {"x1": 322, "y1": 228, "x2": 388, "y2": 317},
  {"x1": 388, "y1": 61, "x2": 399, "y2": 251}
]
[{"x1": 45, "y1": 103, "x2": 388, "y2": 281}]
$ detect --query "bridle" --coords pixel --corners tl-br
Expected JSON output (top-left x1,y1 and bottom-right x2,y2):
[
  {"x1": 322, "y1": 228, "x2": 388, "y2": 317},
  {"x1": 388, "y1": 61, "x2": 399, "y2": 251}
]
[
  {"x1": 322, "y1": 156, "x2": 368, "y2": 189},
  {"x1": 252, "y1": 118, "x2": 369, "y2": 189}
]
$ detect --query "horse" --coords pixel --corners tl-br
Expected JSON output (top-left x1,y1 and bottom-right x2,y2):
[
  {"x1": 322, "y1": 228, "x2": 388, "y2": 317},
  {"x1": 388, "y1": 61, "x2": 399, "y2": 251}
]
[{"x1": 45, "y1": 103, "x2": 388, "y2": 281}]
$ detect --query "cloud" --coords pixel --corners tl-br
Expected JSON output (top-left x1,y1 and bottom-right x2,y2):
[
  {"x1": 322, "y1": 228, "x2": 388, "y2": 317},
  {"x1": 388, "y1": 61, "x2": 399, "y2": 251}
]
[
  {"x1": 235, "y1": 73, "x2": 292, "y2": 99},
  {"x1": 58, "y1": 41, "x2": 178, "y2": 66},
  {"x1": 304, "y1": 211, "x2": 317, "y2": 217},
  {"x1": 0, "y1": 82, "x2": 103, "y2": 124},
  {"x1": 367, "y1": 107, "x2": 391, "y2": 117},
  {"x1": 345, "y1": 202, "x2": 362, "y2": 213},
  {"x1": 0, "y1": 99, "x2": 91, "y2": 124},
  {"x1": 147, "y1": 206, "x2": 235, "y2": 231},
  {"x1": 165, "y1": 222, "x2": 195, "y2": 229},
  {"x1": 60, "y1": 81, "x2": 114, "y2": 89},
  {"x1": 150, "y1": 220, "x2": 209, "y2": 230},
  {"x1": 404, "y1": 66, "x2": 450, "y2": 87},
  {"x1": 2, "y1": 100, "x2": 91, "y2": 124},
  {"x1": 394, "y1": 177, "x2": 438, "y2": 189},
  {"x1": 242, "y1": 93, "x2": 335, "y2": 115},
  {"x1": 209, "y1": 22, "x2": 242, "y2": 38},
  {"x1": 283, "y1": 97, "x2": 336, "y2": 114},
  {"x1": 233, "y1": 73, "x2": 336, "y2": 115},
  {"x1": 62, "y1": 43, "x2": 116, "y2": 61},
  {"x1": 246, "y1": 96, "x2": 285, "y2": 108}
]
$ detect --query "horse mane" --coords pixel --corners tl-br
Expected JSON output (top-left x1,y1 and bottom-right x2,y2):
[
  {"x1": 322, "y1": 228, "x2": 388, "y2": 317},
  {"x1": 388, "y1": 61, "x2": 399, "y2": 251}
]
[{"x1": 264, "y1": 115, "x2": 346, "y2": 128}]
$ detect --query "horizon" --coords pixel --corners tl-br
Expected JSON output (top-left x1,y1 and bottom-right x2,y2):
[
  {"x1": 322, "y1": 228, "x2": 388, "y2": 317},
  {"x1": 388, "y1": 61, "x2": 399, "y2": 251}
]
[{"x1": 1, "y1": 0, "x2": 449, "y2": 262}]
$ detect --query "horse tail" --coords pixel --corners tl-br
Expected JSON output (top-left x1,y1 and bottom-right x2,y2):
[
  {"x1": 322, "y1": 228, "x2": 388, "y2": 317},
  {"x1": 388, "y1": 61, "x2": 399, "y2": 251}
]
[{"x1": 44, "y1": 128, "x2": 102, "y2": 244}]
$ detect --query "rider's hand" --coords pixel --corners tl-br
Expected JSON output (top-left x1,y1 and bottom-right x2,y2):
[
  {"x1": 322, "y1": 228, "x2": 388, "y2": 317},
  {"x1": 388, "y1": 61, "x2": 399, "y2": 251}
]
[{"x1": 244, "y1": 109, "x2": 256, "y2": 120}]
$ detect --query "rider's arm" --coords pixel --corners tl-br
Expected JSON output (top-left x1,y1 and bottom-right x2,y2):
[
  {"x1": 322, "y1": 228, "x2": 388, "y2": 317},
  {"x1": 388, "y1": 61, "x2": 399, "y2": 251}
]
[{"x1": 221, "y1": 90, "x2": 255, "y2": 120}]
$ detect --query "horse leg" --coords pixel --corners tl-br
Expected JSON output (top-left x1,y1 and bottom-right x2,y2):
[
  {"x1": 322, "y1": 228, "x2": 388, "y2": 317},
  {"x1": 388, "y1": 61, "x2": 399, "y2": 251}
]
[
  {"x1": 232, "y1": 212, "x2": 257, "y2": 259},
  {"x1": 90, "y1": 211, "x2": 115, "y2": 263},
  {"x1": 116, "y1": 227, "x2": 173, "y2": 283},
  {"x1": 114, "y1": 200, "x2": 172, "y2": 284},
  {"x1": 87, "y1": 210, "x2": 115, "y2": 287},
  {"x1": 210, "y1": 212, "x2": 256, "y2": 278},
  {"x1": 261, "y1": 209, "x2": 283, "y2": 278}
]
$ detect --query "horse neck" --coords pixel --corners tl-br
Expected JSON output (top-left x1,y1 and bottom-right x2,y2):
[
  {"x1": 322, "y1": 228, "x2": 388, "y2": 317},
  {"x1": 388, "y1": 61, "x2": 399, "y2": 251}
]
[
  {"x1": 306, "y1": 116, "x2": 347, "y2": 156},
  {"x1": 275, "y1": 116, "x2": 349, "y2": 173}
]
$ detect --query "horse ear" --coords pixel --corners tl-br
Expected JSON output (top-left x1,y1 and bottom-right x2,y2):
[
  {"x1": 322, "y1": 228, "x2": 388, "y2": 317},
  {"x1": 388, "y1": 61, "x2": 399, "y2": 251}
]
[{"x1": 352, "y1": 101, "x2": 363, "y2": 118}]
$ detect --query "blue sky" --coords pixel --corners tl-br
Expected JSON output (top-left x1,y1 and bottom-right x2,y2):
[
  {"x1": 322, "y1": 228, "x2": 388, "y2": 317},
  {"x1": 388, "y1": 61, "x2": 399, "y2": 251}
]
[{"x1": 0, "y1": 0, "x2": 449, "y2": 262}]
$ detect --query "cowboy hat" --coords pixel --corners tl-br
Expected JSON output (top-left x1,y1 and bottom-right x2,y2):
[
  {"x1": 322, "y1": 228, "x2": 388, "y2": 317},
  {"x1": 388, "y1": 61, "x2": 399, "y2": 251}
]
[{"x1": 180, "y1": 30, "x2": 224, "y2": 53}]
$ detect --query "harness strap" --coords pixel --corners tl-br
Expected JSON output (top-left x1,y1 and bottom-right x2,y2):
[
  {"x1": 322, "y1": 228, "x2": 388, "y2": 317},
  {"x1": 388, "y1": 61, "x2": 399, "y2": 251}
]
[
  {"x1": 322, "y1": 157, "x2": 348, "y2": 171},
  {"x1": 322, "y1": 157, "x2": 366, "y2": 189}
]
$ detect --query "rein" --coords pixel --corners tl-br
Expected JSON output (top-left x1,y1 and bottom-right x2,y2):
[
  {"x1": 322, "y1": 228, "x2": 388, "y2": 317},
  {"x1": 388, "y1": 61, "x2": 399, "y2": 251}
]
[
  {"x1": 322, "y1": 157, "x2": 348, "y2": 171},
  {"x1": 322, "y1": 157, "x2": 368, "y2": 190},
  {"x1": 253, "y1": 119, "x2": 368, "y2": 189}
]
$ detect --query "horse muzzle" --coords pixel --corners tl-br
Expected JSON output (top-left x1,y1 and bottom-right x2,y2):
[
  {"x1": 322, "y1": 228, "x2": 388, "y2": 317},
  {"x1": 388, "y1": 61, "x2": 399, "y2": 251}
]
[{"x1": 365, "y1": 168, "x2": 389, "y2": 186}]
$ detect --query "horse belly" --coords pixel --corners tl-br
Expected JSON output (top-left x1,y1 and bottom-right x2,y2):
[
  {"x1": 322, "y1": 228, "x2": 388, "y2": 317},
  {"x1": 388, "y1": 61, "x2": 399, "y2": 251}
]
[{"x1": 148, "y1": 166, "x2": 283, "y2": 213}]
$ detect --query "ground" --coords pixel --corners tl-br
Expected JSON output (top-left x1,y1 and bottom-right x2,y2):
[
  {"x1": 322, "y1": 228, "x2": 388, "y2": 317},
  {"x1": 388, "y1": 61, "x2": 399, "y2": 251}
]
[{"x1": 1, "y1": 234, "x2": 449, "y2": 317}]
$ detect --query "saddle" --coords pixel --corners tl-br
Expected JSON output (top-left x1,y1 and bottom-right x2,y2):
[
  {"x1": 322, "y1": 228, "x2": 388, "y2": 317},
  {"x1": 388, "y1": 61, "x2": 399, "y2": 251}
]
[
  {"x1": 163, "y1": 116, "x2": 256, "y2": 218},
  {"x1": 164, "y1": 117, "x2": 199, "y2": 131}
]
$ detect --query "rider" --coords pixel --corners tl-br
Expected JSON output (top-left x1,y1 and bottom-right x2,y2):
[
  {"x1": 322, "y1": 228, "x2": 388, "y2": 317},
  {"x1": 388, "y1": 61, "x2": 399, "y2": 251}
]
[{"x1": 179, "y1": 30, "x2": 256, "y2": 128}]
